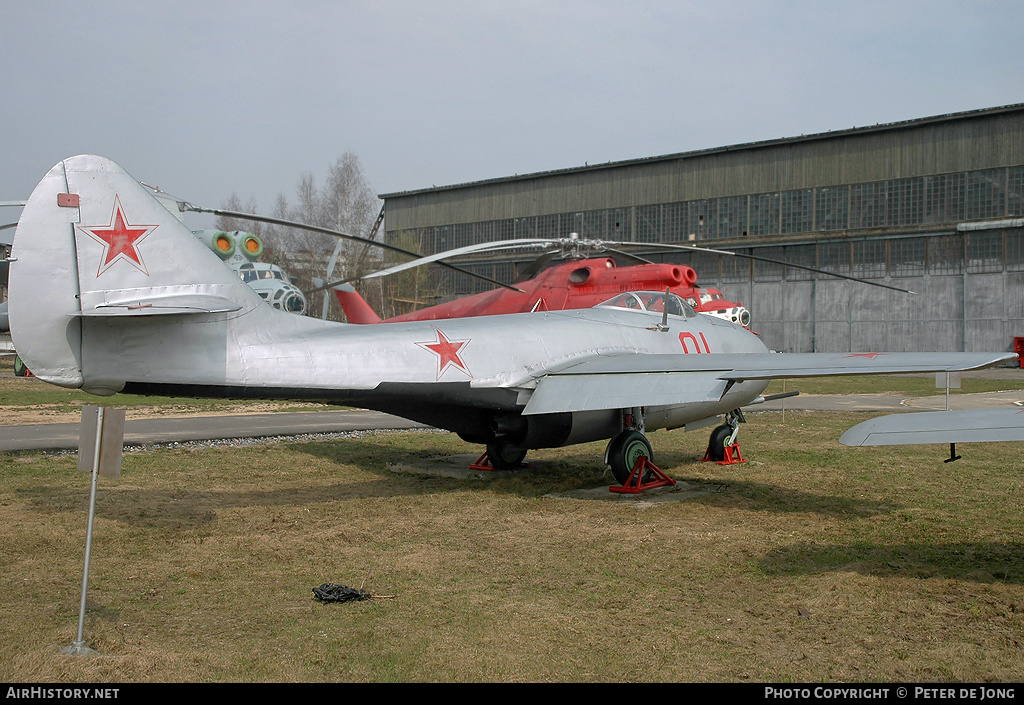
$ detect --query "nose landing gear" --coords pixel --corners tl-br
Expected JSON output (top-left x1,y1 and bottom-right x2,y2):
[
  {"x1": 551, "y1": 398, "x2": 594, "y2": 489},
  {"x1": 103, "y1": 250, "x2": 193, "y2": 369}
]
[{"x1": 702, "y1": 410, "x2": 746, "y2": 465}]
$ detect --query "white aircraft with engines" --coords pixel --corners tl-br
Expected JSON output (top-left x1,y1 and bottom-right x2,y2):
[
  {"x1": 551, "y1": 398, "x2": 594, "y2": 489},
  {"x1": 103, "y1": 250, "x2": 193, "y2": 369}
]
[
  {"x1": 192, "y1": 229, "x2": 307, "y2": 316},
  {"x1": 6, "y1": 156, "x2": 1018, "y2": 488}
]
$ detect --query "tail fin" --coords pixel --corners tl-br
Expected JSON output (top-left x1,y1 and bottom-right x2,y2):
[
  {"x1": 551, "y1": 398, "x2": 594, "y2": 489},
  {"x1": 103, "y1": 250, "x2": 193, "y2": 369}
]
[
  {"x1": 333, "y1": 283, "x2": 383, "y2": 324},
  {"x1": 8, "y1": 155, "x2": 263, "y2": 389}
]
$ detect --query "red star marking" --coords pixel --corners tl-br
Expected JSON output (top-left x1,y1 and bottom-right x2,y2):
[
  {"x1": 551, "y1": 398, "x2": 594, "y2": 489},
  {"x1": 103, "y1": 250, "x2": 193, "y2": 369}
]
[
  {"x1": 844, "y1": 353, "x2": 885, "y2": 359},
  {"x1": 416, "y1": 328, "x2": 472, "y2": 379},
  {"x1": 77, "y1": 196, "x2": 157, "y2": 276}
]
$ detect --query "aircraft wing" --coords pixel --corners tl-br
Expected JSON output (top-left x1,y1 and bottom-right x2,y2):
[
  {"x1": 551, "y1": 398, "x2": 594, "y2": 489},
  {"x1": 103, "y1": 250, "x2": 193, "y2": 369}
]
[
  {"x1": 840, "y1": 408, "x2": 1024, "y2": 446},
  {"x1": 521, "y1": 351, "x2": 1018, "y2": 415}
]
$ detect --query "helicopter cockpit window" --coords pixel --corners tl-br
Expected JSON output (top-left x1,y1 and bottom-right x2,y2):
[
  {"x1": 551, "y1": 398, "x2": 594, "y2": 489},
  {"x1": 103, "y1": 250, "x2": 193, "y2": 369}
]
[
  {"x1": 238, "y1": 263, "x2": 258, "y2": 283},
  {"x1": 597, "y1": 291, "x2": 696, "y2": 317}
]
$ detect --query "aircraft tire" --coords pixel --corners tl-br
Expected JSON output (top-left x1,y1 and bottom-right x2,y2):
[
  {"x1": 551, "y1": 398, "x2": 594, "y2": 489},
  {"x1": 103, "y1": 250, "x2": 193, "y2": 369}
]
[
  {"x1": 607, "y1": 429, "x2": 654, "y2": 485},
  {"x1": 486, "y1": 441, "x2": 528, "y2": 471},
  {"x1": 707, "y1": 424, "x2": 732, "y2": 462},
  {"x1": 13, "y1": 355, "x2": 29, "y2": 377}
]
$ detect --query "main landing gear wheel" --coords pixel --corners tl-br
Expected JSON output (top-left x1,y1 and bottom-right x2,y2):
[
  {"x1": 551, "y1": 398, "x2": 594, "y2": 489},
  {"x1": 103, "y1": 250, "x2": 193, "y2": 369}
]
[
  {"x1": 607, "y1": 429, "x2": 655, "y2": 485},
  {"x1": 13, "y1": 355, "x2": 30, "y2": 377},
  {"x1": 485, "y1": 441, "x2": 528, "y2": 470}
]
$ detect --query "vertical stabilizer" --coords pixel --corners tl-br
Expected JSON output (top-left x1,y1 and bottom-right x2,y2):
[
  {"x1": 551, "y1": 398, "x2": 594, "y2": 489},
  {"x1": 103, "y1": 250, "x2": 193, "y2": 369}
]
[
  {"x1": 8, "y1": 159, "x2": 84, "y2": 386},
  {"x1": 8, "y1": 155, "x2": 264, "y2": 390}
]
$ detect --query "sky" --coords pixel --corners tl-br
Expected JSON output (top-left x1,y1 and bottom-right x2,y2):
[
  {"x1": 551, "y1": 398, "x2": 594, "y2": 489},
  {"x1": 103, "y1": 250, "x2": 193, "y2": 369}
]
[{"x1": 2, "y1": 0, "x2": 1023, "y2": 232}]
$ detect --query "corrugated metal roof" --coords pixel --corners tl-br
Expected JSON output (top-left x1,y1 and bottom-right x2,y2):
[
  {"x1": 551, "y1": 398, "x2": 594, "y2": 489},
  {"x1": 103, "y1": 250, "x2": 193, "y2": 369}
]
[{"x1": 379, "y1": 103, "x2": 1024, "y2": 199}]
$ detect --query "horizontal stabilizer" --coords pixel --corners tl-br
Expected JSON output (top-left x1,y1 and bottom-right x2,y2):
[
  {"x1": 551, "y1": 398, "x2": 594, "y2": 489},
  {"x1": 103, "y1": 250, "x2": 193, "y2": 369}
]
[
  {"x1": 840, "y1": 408, "x2": 1024, "y2": 446},
  {"x1": 80, "y1": 293, "x2": 243, "y2": 317}
]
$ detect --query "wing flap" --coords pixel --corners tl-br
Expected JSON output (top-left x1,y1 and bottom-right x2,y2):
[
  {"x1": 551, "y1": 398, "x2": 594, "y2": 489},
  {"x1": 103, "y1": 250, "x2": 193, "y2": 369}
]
[
  {"x1": 840, "y1": 409, "x2": 1024, "y2": 446},
  {"x1": 523, "y1": 371, "x2": 724, "y2": 415}
]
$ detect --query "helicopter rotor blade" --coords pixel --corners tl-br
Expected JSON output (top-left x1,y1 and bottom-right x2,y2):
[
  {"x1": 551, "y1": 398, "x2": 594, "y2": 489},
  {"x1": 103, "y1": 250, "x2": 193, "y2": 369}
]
[
  {"x1": 629, "y1": 242, "x2": 917, "y2": 295},
  {"x1": 304, "y1": 239, "x2": 558, "y2": 294},
  {"x1": 358, "y1": 238, "x2": 558, "y2": 280}
]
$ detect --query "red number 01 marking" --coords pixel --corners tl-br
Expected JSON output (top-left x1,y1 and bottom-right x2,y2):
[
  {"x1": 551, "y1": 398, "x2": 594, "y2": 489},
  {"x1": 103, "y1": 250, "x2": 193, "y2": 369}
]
[{"x1": 679, "y1": 331, "x2": 711, "y2": 353}]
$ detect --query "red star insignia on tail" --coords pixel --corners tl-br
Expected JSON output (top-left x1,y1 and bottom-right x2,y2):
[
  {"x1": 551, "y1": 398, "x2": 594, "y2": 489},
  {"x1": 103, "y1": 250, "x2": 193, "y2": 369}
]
[
  {"x1": 77, "y1": 196, "x2": 157, "y2": 277},
  {"x1": 416, "y1": 328, "x2": 472, "y2": 379}
]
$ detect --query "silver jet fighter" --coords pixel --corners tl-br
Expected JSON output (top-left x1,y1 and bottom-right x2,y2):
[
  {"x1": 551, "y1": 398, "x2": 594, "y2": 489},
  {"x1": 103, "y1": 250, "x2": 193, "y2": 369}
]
[{"x1": 7, "y1": 156, "x2": 1018, "y2": 485}]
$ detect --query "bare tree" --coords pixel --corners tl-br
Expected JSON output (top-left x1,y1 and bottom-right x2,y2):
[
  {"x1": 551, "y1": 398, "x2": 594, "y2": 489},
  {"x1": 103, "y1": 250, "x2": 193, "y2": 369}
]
[
  {"x1": 214, "y1": 193, "x2": 262, "y2": 235},
  {"x1": 212, "y1": 152, "x2": 386, "y2": 321}
]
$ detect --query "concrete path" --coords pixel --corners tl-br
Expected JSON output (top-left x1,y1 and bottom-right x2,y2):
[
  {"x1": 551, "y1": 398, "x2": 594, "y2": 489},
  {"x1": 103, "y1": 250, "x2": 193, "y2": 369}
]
[{"x1": 0, "y1": 409, "x2": 424, "y2": 452}]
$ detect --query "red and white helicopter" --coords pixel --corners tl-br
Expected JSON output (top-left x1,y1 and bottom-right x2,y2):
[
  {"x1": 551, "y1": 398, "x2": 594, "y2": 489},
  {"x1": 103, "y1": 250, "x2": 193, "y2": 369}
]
[
  {"x1": 326, "y1": 235, "x2": 752, "y2": 328},
  {"x1": 312, "y1": 225, "x2": 916, "y2": 330},
  {"x1": 7, "y1": 156, "x2": 1017, "y2": 490}
]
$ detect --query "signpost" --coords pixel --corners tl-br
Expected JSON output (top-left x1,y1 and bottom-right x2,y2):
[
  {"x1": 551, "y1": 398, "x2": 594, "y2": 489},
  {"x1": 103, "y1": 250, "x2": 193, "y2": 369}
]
[{"x1": 61, "y1": 405, "x2": 125, "y2": 656}]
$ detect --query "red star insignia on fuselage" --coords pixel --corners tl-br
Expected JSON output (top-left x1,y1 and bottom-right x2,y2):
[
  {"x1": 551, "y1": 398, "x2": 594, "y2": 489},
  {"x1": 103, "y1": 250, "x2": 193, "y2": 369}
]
[
  {"x1": 77, "y1": 196, "x2": 157, "y2": 277},
  {"x1": 416, "y1": 328, "x2": 472, "y2": 379}
]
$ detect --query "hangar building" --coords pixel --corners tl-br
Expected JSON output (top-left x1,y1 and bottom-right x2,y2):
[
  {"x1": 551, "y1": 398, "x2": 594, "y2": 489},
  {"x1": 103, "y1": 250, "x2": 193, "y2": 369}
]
[{"x1": 379, "y1": 104, "x2": 1024, "y2": 355}]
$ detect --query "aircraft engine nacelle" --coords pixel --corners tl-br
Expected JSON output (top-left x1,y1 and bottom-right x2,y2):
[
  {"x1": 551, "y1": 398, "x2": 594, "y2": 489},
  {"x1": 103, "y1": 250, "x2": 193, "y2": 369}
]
[
  {"x1": 208, "y1": 230, "x2": 235, "y2": 259},
  {"x1": 195, "y1": 230, "x2": 264, "y2": 262},
  {"x1": 491, "y1": 410, "x2": 621, "y2": 450},
  {"x1": 570, "y1": 260, "x2": 699, "y2": 290},
  {"x1": 236, "y1": 232, "x2": 263, "y2": 259},
  {"x1": 639, "y1": 263, "x2": 698, "y2": 287},
  {"x1": 673, "y1": 264, "x2": 699, "y2": 287}
]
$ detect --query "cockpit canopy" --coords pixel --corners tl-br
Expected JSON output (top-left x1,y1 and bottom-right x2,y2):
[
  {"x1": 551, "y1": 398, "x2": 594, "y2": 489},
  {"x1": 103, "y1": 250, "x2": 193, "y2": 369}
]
[
  {"x1": 596, "y1": 291, "x2": 697, "y2": 318},
  {"x1": 238, "y1": 262, "x2": 287, "y2": 283}
]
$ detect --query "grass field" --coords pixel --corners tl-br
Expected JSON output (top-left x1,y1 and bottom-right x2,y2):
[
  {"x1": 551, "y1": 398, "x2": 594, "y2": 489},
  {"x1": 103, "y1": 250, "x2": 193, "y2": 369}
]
[{"x1": 1, "y1": 403, "x2": 1023, "y2": 682}]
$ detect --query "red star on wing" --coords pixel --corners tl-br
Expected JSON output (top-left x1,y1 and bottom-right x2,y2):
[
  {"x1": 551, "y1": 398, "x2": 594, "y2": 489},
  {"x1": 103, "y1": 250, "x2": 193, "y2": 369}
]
[
  {"x1": 416, "y1": 328, "x2": 472, "y2": 379},
  {"x1": 77, "y1": 196, "x2": 157, "y2": 277}
]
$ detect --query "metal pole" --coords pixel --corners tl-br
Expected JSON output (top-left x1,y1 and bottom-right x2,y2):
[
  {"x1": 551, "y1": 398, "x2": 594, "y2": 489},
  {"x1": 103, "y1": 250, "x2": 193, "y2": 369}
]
[
  {"x1": 946, "y1": 372, "x2": 951, "y2": 412},
  {"x1": 64, "y1": 407, "x2": 103, "y2": 656}
]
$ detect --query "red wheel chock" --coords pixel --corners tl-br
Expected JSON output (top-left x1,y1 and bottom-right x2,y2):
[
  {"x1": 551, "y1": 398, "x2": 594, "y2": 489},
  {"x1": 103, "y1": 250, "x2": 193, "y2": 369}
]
[
  {"x1": 469, "y1": 453, "x2": 530, "y2": 472},
  {"x1": 700, "y1": 443, "x2": 746, "y2": 465},
  {"x1": 609, "y1": 457, "x2": 676, "y2": 494}
]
